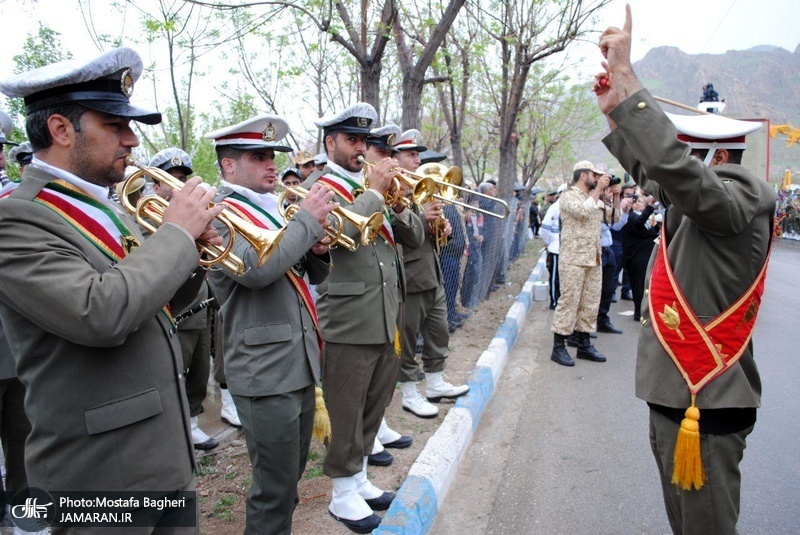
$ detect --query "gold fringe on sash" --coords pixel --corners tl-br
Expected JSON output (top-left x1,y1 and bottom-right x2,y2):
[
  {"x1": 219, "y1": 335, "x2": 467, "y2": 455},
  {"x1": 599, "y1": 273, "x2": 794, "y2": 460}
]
[{"x1": 671, "y1": 394, "x2": 705, "y2": 490}]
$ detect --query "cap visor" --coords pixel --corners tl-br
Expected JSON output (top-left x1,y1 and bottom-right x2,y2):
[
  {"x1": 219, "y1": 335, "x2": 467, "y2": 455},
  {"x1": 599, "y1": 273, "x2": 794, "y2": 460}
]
[
  {"x1": 82, "y1": 100, "x2": 162, "y2": 125},
  {"x1": 329, "y1": 126, "x2": 371, "y2": 135}
]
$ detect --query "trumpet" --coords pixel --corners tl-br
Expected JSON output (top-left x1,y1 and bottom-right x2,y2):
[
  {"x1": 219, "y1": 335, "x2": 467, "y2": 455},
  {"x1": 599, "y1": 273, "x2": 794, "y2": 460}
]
[
  {"x1": 417, "y1": 163, "x2": 510, "y2": 219},
  {"x1": 357, "y1": 156, "x2": 437, "y2": 208},
  {"x1": 120, "y1": 157, "x2": 283, "y2": 275},
  {"x1": 277, "y1": 185, "x2": 384, "y2": 251}
]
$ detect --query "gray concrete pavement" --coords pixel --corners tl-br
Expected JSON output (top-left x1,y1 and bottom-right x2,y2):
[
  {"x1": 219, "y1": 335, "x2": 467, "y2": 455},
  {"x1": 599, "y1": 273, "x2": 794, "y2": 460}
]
[{"x1": 432, "y1": 239, "x2": 800, "y2": 535}]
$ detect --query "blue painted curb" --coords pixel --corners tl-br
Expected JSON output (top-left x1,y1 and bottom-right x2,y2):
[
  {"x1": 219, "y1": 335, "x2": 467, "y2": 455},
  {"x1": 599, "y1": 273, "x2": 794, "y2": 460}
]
[{"x1": 373, "y1": 250, "x2": 547, "y2": 534}]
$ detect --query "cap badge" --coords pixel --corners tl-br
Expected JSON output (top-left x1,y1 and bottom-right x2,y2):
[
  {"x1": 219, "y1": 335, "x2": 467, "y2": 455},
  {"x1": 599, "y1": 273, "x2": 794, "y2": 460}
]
[
  {"x1": 119, "y1": 69, "x2": 134, "y2": 98},
  {"x1": 387, "y1": 133, "x2": 396, "y2": 145},
  {"x1": 356, "y1": 117, "x2": 368, "y2": 128},
  {"x1": 170, "y1": 156, "x2": 183, "y2": 166},
  {"x1": 262, "y1": 122, "x2": 276, "y2": 142}
]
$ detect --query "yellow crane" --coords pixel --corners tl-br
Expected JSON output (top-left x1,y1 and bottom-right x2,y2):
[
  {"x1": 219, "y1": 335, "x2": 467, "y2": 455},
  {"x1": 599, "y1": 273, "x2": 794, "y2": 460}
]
[{"x1": 770, "y1": 124, "x2": 800, "y2": 147}]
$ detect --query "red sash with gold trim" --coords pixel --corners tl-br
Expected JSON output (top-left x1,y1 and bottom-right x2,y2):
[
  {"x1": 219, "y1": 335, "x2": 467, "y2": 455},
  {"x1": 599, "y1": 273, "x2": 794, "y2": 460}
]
[
  {"x1": 648, "y1": 226, "x2": 770, "y2": 394},
  {"x1": 648, "y1": 222, "x2": 770, "y2": 491}
]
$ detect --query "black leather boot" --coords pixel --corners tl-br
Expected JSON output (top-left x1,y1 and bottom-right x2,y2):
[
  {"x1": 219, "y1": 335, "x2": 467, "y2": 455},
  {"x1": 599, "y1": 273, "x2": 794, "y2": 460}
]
[
  {"x1": 566, "y1": 332, "x2": 579, "y2": 347},
  {"x1": 550, "y1": 333, "x2": 575, "y2": 367},
  {"x1": 576, "y1": 332, "x2": 606, "y2": 362}
]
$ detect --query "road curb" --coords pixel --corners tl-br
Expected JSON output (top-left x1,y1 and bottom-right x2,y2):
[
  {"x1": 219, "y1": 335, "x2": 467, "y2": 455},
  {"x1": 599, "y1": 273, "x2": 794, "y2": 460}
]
[{"x1": 374, "y1": 251, "x2": 547, "y2": 534}]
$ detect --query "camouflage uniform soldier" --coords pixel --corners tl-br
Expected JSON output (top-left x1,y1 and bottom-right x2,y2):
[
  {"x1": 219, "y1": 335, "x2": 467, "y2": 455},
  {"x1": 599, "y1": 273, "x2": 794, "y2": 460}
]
[{"x1": 550, "y1": 160, "x2": 619, "y2": 367}]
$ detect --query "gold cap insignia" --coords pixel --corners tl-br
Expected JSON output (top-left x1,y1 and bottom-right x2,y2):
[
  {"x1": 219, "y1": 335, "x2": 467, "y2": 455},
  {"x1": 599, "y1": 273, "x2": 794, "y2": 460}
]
[
  {"x1": 262, "y1": 123, "x2": 276, "y2": 142},
  {"x1": 119, "y1": 69, "x2": 134, "y2": 98},
  {"x1": 170, "y1": 156, "x2": 183, "y2": 166},
  {"x1": 356, "y1": 117, "x2": 368, "y2": 128},
  {"x1": 387, "y1": 133, "x2": 396, "y2": 145}
]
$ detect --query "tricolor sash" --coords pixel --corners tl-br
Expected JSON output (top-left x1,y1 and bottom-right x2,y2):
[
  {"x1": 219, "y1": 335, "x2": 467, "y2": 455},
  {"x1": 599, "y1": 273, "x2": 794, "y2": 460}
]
[
  {"x1": 317, "y1": 172, "x2": 396, "y2": 247},
  {"x1": 648, "y1": 221, "x2": 771, "y2": 491},
  {"x1": 220, "y1": 193, "x2": 320, "y2": 329},
  {"x1": 32, "y1": 180, "x2": 174, "y2": 326}
]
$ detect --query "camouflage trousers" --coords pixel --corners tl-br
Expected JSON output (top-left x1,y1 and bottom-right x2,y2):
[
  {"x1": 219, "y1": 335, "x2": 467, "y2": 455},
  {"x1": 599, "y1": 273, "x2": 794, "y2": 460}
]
[{"x1": 552, "y1": 262, "x2": 602, "y2": 336}]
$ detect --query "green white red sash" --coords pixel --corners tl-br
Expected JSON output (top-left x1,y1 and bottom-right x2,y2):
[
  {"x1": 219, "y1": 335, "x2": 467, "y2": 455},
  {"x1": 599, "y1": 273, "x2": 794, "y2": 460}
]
[
  {"x1": 220, "y1": 193, "x2": 320, "y2": 328},
  {"x1": 32, "y1": 179, "x2": 174, "y2": 326},
  {"x1": 318, "y1": 172, "x2": 395, "y2": 247},
  {"x1": 648, "y1": 224, "x2": 771, "y2": 394}
]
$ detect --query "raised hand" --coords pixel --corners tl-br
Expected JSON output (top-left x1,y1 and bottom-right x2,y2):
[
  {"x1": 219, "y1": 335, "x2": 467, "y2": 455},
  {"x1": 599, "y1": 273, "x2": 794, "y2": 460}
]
[{"x1": 299, "y1": 183, "x2": 339, "y2": 226}]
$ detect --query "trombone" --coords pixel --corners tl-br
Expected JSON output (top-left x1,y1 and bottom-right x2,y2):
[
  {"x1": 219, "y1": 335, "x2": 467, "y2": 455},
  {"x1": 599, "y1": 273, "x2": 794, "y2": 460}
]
[
  {"x1": 357, "y1": 156, "x2": 437, "y2": 208},
  {"x1": 416, "y1": 163, "x2": 510, "y2": 219},
  {"x1": 120, "y1": 157, "x2": 283, "y2": 276},
  {"x1": 277, "y1": 185, "x2": 384, "y2": 252}
]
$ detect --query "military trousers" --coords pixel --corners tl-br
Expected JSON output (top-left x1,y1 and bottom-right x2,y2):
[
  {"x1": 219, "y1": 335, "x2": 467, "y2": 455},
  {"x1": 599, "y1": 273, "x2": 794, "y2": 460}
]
[
  {"x1": 399, "y1": 286, "x2": 449, "y2": 383},
  {"x1": 552, "y1": 261, "x2": 602, "y2": 335},
  {"x1": 322, "y1": 341, "x2": 396, "y2": 478},
  {"x1": 649, "y1": 408, "x2": 753, "y2": 535},
  {"x1": 233, "y1": 385, "x2": 315, "y2": 535},
  {"x1": 177, "y1": 327, "x2": 211, "y2": 417}
]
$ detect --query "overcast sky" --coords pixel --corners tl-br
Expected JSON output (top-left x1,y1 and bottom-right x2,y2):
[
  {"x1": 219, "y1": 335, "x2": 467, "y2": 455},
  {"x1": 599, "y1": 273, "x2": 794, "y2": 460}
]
[{"x1": 0, "y1": 0, "x2": 798, "y2": 112}]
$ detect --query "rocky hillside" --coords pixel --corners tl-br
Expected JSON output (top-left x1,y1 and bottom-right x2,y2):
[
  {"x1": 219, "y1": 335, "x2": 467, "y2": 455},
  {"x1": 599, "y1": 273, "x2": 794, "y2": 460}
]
[{"x1": 590, "y1": 44, "x2": 800, "y2": 182}]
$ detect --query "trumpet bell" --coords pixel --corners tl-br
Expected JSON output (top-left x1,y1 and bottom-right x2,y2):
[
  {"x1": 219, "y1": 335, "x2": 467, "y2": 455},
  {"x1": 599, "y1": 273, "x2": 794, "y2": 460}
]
[{"x1": 418, "y1": 163, "x2": 462, "y2": 201}]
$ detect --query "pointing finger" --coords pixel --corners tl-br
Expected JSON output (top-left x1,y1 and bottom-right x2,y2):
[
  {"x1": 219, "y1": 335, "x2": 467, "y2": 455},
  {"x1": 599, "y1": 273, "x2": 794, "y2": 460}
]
[{"x1": 623, "y1": 3, "x2": 632, "y2": 35}]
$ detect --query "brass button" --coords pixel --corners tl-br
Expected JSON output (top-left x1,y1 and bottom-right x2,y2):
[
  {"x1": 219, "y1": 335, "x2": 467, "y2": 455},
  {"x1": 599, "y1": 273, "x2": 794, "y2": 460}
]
[
  {"x1": 303, "y1": 327, "x2": 308, "y2": 333},
  {"x1": 645, "y1": 289, "x2": 649, "y2": 296},
  {"x1": 637, "y1": 102, "x2": 646, "y2": 110},
  {"x1": 641, "y1": 318, "x2": 648, "y2": 326}
]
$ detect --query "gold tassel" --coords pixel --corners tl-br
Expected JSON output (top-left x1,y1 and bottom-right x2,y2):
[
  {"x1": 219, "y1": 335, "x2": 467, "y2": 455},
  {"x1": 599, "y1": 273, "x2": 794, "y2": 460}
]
[
  {"x1": 394, "y1": 327, "x2": 402, "y2": 357},
  {"x1": 671, "y1": 395, "x2": 705, "y2": 491},
  {"x1": 312, "y1": 386, "x2": 331, "y2": 443}
]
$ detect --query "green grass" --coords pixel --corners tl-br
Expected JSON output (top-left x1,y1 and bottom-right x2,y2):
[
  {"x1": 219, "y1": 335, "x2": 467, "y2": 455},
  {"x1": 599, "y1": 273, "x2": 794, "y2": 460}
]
[
  {"x1": 196, "y1": 455, "x2": 216, "y2": 477},
  {"x1": 213, "y1": 495, "x2": 236, "y2": 521},
  {"x1": 303, "y1": 465, "x2": 324, "y2": 480}
]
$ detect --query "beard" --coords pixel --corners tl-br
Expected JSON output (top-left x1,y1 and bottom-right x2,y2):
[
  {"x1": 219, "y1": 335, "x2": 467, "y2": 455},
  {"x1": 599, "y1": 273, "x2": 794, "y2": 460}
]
[
  {"x1": 70, "y1": 131, "x2": 128, "y2": 187},
  {"x1": 331, "y1": 144, "x2": 363, "y2": 174}
]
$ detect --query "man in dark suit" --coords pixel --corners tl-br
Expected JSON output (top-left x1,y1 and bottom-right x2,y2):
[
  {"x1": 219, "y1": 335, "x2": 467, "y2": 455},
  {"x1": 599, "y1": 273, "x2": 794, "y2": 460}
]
[
  {"x1": 0, "y1": 47, "x2": 223, "y2": 531},
  {"x1": 596, "y1": 7, "x2": 774, "y2": 533},
  {"x1": 303, "y1": 104, "x2": 424, "y2": 533},
  {"x1": 205, "y1": 114, "x2": 335, "y2": 534}
]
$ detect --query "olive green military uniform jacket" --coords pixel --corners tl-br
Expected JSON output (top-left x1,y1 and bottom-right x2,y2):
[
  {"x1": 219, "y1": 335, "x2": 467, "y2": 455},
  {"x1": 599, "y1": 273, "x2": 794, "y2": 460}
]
[
  {"x1": 208, "y1": 201, "x2": 329, "y2": 396},
  {"x1": 404, "y1": 204, "x2": 442, "y2": 294},
  {"x1": 0, "y1": 167, "x2": 198, "y2": 491},
  {"x1": 603, "y1": 89, "x2": 775, "y2": 410},
  {"x1": 303, "y1": 169, "x2": 424, "y2": 345}
]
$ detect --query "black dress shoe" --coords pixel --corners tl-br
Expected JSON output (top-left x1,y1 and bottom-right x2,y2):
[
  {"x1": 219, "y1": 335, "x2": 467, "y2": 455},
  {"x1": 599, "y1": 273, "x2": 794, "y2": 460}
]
[
  {"x1": 329, "y1": 510, "x2": 382, "y2": 533},
  {"x1": 597, "y1": 322, "x2": 623, "y2": 334},
  {"x1": 610, "y1": 295, "x2": 617, "y2": 303},
  {"x1": 365, "y1": 491, "x2": 396, "y2": 511},
  {"x1": 621, "y1": 291, "x2": 633, "y2": 301},
  {"x1": 633, "y1": 314, "x2": 641, "y2": 322},
  {"x1": 589, "y1": 332, "x2": 598, "y2": 339},
  {"x1": 193, "y1": 437, "x2": 219, "y2": 450},
  {"x1": 367, "y1": 450, "x2": 394, "y2": 466},
  {"x1": 383, "y1": 435, "x2": 413, "y2": 449}
]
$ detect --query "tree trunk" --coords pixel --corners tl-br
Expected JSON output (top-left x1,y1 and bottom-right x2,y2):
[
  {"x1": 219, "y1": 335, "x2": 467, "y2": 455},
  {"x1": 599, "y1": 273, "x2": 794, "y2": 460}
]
[
  {"x1": 361, "y1": 59, "x2": 383, "y2": 118},
  {"x1": 401, "y1": 72, "x2": 424, "y2": 130}
]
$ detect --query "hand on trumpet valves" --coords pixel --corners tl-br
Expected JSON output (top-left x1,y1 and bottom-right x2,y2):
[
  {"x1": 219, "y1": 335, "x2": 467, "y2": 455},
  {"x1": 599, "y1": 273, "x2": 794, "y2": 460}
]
[
  {"x1": 161, "y1": 176, "x2": 225, "y2": 240},
  {"x1": 299, "y1": 183, "x2": 339, "y2": 226},
  {"x1": 367, "y1": 157, "x2": 398, "y2": 195},
  {"x1": 311, "y1": 242, "x2": 330, "y2": 256},
  {"x1": 423, "y1": 200, "x2": 445, "y2": 223}
]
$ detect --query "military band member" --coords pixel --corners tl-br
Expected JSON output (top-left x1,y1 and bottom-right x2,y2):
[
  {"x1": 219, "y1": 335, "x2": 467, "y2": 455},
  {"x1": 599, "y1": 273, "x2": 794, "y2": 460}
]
[
  {"x1": 394, "y1": 129, "x2": 469, "y2": 418},
  {"x1": 0, "y1": 109, "x2": 18, "y2": 184},
  {"x1": 596, "y1": 7, "x2": 774, "y2": 532},
  {"x1": 294, "y1": 149, "x2": 317, "y2": 179},
  {"x1": 204, "y1": 115, "x2": 335, "y2": 534},
  {"x1": 8, "y1": 140, "x2": 34, "y2": 172},
  {"x1": 0, "y1": 47, "x2": 222, "y2": 530},
  {"x1": 150, "y1": 148, "x2": 219, "y2": 451},
  {"x1": 362, "y1": 124, "x2": 414, "y2": 468},
  {"x1": 281, "y1": 167, "x2": 303, "y2": 206},
  {"x1": 302, "y1": 103, "x2": 424, "y2": 533}
]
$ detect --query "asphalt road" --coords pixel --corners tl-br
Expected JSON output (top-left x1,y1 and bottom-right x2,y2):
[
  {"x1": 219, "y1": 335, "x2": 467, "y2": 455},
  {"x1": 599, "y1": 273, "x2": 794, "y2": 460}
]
[{"x1": 431, "y1": 239, "x2": 800, "y2": 535}]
